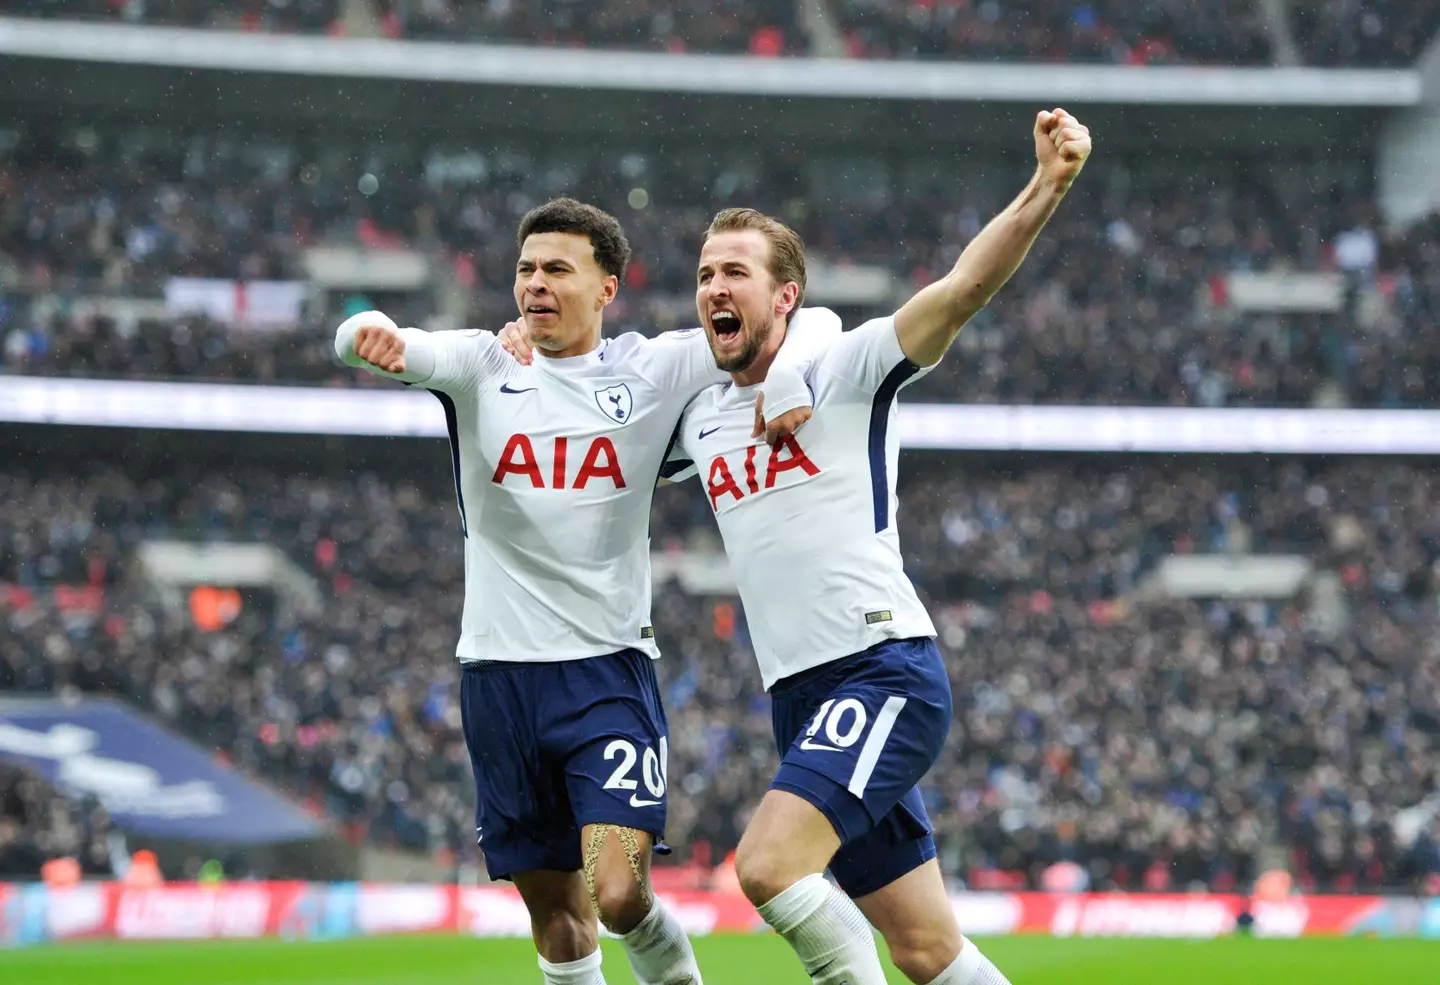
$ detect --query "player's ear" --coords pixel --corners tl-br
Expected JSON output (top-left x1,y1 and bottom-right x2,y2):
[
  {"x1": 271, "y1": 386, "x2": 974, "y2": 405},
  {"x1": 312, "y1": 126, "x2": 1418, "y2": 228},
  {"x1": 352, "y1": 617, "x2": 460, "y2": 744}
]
[
  {"x1": 774, "y1": 281, "x2": 800, "y2": 319},
  {"x1": 597, "y1": 274, "x2": 619, "y2": 310}
]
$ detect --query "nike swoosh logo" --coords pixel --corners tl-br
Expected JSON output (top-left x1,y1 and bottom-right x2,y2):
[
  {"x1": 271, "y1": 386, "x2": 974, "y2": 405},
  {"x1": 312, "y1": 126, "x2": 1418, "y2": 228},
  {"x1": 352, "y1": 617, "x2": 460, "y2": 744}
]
[
  {"x1": 699, "y1": 426, "x2": 723, "y2": 440},
  {"x1": 799, "y1": 737, "x2": 841, "y2": 753},
  {"x1": 500, "y1": 383, "x2": 536, "y2": 394},
  {"x1": 629, "y1": 795, "x2": 662, "y2": 808}
]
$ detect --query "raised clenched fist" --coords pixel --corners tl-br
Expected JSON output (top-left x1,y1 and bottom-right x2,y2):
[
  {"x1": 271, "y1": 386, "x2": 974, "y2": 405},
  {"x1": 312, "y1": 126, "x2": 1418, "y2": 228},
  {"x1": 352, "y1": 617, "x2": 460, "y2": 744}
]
[
  {"x1": 1034, "y1": 108, "x2": 1092, "y2": 191},
  {"x1": 346, "y1": 311, "x2": 407, "y2": 375}
]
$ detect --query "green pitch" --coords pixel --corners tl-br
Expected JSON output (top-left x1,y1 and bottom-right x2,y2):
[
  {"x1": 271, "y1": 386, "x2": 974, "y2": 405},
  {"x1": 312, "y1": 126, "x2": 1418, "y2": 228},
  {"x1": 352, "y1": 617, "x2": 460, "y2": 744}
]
[{"x1": 1, "y1": 934, "x2": 1436, "y2": 984}]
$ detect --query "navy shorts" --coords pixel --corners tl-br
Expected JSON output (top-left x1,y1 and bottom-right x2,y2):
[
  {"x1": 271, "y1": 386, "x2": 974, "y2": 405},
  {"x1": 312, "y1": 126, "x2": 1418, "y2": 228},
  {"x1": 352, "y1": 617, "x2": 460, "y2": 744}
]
[
  {"x1": 460, "y1": 649, "x2": 670, "y2": 881},
  {"x1": 770, "y1": 637, "x2": 952, "y2": 898}
]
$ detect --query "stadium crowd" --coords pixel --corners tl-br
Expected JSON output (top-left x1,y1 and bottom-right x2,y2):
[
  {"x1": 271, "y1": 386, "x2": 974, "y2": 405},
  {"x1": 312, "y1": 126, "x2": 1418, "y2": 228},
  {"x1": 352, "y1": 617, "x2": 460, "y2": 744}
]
[
  {"x1": 1, "y1": 457, "x2": 1437, "y2": 891},
  {"x1": 0, "y1": 764, "x2": 113, "y2": 880},
  {"x1": 1, "y1": 0, "x2": 342, "y2": 33},
  {"x1": 5, "y1": 124, "x2": 1439, "y2": 408},
  {"x1": 7, "y1": 0, "x2": 1439, "y2": 66}
]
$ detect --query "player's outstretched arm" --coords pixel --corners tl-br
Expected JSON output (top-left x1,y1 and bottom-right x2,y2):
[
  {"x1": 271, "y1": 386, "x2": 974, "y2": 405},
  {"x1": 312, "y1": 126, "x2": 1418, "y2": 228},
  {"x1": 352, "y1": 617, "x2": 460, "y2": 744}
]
[
  {"x1": 334, "y1": 310, "x2": 439, "y2": 384},
  {"x1": 895, "y1": 108, "x2": 1091, "y2": 368}
]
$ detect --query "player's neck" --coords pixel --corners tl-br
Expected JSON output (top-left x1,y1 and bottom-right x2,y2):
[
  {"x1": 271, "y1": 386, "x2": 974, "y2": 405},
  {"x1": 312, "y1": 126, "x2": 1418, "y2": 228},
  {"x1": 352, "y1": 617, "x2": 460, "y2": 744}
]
[
  {"x1": 538, "y1": 324, "x2": 604, "y2": 360},
  {"x1": 731, "y1": 321, "x2": 788, "y2": 387}
]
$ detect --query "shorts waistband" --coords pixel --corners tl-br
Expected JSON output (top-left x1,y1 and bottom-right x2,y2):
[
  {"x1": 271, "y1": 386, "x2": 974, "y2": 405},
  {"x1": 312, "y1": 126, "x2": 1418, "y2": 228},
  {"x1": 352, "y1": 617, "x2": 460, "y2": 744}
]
[{"x1": 769, "y1": 636, "x2": 933, "y2": 693}]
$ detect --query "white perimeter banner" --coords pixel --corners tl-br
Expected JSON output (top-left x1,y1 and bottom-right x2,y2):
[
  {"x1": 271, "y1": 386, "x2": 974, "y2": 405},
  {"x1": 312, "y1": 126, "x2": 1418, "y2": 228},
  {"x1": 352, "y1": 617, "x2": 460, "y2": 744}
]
[{"x1": 4, "y1": 376, "x2": 1440, "y2": 454}]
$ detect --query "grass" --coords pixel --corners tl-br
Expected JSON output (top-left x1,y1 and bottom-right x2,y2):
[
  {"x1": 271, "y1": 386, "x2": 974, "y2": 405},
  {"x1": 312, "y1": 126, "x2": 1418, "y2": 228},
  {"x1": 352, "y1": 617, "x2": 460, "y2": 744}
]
[{"x1": 0, "y1": 933, "x2": 1437, "y2": 984}]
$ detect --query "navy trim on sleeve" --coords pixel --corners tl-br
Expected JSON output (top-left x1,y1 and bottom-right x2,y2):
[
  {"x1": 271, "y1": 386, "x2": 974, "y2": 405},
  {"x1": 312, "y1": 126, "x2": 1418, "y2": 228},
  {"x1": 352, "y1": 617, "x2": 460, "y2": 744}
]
[{"x1": 429, "y1": 390, "x2": 468, "y2": 538}]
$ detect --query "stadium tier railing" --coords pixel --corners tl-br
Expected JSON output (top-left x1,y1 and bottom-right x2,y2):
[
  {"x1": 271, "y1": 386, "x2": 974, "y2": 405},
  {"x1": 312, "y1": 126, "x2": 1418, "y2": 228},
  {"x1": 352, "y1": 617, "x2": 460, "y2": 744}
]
[
  {"x1": 1, "y1": 882, "x2": 1436, "y2": 945},
  {"x1": 5, "y1": 376, "x2": 1440, "y2": 454},
  {"x1": 0, "y1": 16, "x2": 1421, "y2": 106}
]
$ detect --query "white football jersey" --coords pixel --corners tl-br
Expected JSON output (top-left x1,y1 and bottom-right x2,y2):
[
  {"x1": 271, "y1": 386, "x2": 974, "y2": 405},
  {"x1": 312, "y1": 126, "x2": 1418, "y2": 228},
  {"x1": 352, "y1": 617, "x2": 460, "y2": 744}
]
[
  {"x1": 420, "y1": 328, "x2": 716, "y2": 663},
  {"x1": 347, "y1": 311, "x2": 842, "y2": 665},
  {"x1": 672, "y1": 316, "x2": 937, "y2": 689}
]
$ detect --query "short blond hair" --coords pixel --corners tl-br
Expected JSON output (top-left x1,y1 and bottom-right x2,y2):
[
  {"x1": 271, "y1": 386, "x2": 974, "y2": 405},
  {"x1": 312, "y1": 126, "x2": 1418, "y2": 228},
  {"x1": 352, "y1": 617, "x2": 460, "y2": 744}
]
[{"x1": 705, "y1": 208, "x2": 807, "y2": 318}]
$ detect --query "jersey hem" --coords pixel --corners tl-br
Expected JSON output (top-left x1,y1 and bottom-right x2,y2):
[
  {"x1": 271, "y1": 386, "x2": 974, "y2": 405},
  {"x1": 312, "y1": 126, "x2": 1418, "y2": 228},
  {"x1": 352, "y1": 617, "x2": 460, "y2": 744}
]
[{"x1": 456, "y1": 644, "x2": 662, "y2": 664}]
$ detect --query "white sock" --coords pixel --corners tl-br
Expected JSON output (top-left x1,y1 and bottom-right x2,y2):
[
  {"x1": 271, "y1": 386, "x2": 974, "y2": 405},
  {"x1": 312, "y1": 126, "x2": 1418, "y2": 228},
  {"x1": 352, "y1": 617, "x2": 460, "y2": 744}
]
[
  {"x1": 538, "y1": 948, "x2": 607, "y2": 985},
  {"x1": 926, "y1": 938, "x2": 1013, "y2": 985},
  {"x1": 617, "y1": 899, "x2": 703, "y2": 984},
  {"x1": 755, "y1": 873, "x2": 888, "y2": 985}
]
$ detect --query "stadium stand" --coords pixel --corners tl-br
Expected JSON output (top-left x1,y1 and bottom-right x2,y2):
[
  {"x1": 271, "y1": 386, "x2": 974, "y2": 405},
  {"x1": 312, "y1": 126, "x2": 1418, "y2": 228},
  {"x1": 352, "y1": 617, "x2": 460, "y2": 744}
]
[
  {"x1": 2, "y1": 458, "x2": 1436, "y2": 891},
  {"x1": 4, "y1": 124, "x2": 1437, "y2": 408},
  {"x1": 8, "y1": 1, "x2": 1439, "y2": 66},
  {"x1": 0, "y1": 764, "x2": 112, "y2": 880},
  {"x1": 832, "y1": 0, "x2": 1275, "y2": 65},
  {"x1": 4, "y1": 0, "x2": 1440, "y2": 912},
  {"x1": 1290, "y1": 0, "x2": 1440, "y2": 67},
  {"x1": 0, "y1": 0, "x2": 341, "y2": 32}
]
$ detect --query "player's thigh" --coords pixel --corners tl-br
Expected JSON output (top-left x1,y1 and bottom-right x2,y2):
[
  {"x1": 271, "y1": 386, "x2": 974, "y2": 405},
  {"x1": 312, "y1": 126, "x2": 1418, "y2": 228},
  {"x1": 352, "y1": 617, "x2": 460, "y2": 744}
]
[
  {"x1": 852, "y1": 858, "x2": 962, "y2": 969},
  {"x1": 733, "y1": 788, "x2": 842, "y2": 902},
  {"x1": 460, "y1": 663, "x2": 582, "y2": 878}
]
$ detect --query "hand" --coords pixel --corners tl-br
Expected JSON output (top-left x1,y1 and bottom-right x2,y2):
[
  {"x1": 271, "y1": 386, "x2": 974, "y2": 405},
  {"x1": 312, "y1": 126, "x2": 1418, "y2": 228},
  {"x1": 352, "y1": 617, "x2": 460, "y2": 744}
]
[
  {"x1": 498, "y1": 319, "x2": 535, "y2": 366},
  {"x1": 1034, "y1": 108, "x2": 1091, "y2": 191},
  {"x1": 352, "y1": 315, "x2": 407, "y2": 374},
  {"x1": 752, "y1": 391, "x2": 813, "y2": 447}
]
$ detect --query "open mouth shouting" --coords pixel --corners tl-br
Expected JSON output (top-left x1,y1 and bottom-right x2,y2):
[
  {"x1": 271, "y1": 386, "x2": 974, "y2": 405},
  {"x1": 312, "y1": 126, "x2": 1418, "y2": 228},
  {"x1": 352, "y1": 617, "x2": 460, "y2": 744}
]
[{"x1": 709, "y1": 308, "x2": 743, "y2": 352}]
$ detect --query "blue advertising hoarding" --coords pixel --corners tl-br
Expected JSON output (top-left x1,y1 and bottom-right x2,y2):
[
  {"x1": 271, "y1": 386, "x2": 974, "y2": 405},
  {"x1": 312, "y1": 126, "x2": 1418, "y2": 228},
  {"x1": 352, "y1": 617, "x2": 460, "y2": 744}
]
[{"x1": 0, "y1": 697, "x2": 323, "y2": 844}]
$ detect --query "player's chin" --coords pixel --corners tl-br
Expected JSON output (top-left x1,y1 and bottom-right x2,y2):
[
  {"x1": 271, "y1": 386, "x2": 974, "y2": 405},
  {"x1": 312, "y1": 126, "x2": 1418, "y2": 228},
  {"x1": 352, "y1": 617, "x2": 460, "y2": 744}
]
[
  {"x1": 524, "y1": 311, "x2": 560, "y2": 333},
  {"x1": 713, "y1": 345, "x2": 757, "y2": 374}
]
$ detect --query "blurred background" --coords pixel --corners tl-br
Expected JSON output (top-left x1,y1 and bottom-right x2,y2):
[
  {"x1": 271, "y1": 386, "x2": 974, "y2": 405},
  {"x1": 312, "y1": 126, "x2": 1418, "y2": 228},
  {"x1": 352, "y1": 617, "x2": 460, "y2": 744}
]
[{"x1": 1, "y1": 0, "x2": 1439, "y2": 916}]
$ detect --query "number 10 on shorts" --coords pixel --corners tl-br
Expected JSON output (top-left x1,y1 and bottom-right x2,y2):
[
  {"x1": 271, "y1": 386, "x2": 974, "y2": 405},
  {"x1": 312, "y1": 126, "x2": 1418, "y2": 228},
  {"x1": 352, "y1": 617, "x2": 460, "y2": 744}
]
[
  {"x1": 602, "y1": 737, "x2": 668, "y2": 807},
  {"x1": 800, "y1": 695, "x2": 908, "y2": 798}
]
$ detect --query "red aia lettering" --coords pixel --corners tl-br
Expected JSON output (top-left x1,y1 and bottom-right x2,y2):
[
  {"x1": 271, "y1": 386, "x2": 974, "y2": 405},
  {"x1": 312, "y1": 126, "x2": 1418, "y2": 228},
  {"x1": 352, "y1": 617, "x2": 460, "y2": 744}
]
[
  {"x1": 742, "y1": 444, "x2": 760, "y2": 494},
  {"x1": 707, "y1": 436, "x2": 820, "y2": 511},
  {"x1": 492, "y1": 434, "x2": 543, "y2": 487},
  {"x1": 764, "y1": 435, "x2": 821, "y2": 488},
  {"x1": 573, "y1": 436, "x2": 626, "y2": 489},
  {"x1": 492, "y1": 435, "x2": 626, "y2": 490},
  {"x1": 707, "y1": 457, "x2": 744, "y2": 510}
]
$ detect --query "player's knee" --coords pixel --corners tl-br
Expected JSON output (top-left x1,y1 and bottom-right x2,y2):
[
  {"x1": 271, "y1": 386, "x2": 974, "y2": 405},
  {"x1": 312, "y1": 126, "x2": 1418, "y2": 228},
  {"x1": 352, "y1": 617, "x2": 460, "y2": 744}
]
[
  {"x1": 592, "y1": 873, "x2": 651, "y2": 935},
  {"x1": 734, "y1": 841, "x2": 801, "y2": 908},
  {"x1": 532, "y1": 909, "x2": 597, "y2": 964},
  {"x1": 880, "y1": 924, "x2": 962, "y2": 984}
]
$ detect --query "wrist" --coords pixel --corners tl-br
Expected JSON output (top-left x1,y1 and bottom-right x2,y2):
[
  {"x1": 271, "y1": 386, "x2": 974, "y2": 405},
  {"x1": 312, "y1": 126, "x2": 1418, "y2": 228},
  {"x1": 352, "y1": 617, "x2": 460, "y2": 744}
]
[{"x1": 1038, "y1": 170, "x2": 1075, "y2": 197}]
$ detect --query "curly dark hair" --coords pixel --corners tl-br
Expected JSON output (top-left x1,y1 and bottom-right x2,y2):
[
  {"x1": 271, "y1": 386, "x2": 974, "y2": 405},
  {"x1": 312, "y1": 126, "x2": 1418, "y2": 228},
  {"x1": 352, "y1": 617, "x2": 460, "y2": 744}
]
[{"x1": 516, "y1": 198, "x2": 632, "y2": 280}]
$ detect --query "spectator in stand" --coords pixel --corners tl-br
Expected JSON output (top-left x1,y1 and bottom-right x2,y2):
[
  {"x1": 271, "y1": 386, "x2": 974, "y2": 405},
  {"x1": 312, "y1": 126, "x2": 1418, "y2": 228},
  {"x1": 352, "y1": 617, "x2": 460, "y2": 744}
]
[
  {"x1": 0, "y1": 765, "x2": 112, "y2": 880},
  {"x1": 1291, "y1": 0, "x2": 1440, "y2": 67},
  {"x1": 833, "y1": 0, "x2": 1272, "y2": 65},
  {"x1": 0, "y1": 0, "x2": 341, "y2": 32}
]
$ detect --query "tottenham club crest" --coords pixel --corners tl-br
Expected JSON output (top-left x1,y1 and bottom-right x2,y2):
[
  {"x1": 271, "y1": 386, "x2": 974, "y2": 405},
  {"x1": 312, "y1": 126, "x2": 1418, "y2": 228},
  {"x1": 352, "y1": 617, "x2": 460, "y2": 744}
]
[{"x1": 594, "y1": 384, "x2": 634, "y2": 424}]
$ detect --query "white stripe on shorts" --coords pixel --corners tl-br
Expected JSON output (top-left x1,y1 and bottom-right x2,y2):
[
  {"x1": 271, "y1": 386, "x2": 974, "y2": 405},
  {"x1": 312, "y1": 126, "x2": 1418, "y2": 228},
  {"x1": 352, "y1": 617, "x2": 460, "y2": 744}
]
[{"x1": 847, "y1": 695, "x2": 908, "y2": 799}]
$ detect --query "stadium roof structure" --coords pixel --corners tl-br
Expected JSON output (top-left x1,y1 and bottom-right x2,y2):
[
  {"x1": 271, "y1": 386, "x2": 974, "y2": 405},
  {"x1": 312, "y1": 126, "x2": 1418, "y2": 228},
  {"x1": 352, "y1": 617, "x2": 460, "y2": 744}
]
[{"x1": 0, "y1": 17, "x2": 1422, "y2": 108}]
